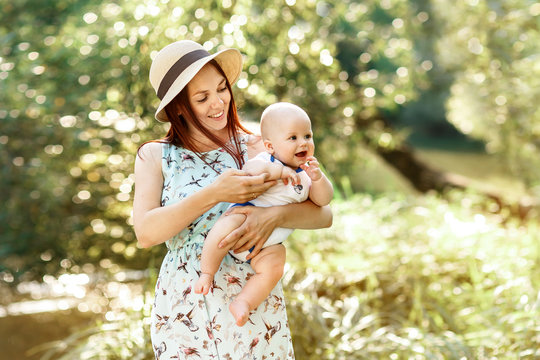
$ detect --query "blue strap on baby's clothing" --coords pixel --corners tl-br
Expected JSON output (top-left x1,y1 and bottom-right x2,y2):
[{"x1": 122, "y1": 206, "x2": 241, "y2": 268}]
[
  {"x1": 231, "y1": 201, "x2": 255, "y2": 207},
  {"x1": 270, "y1": 155, "x2": 303, "y2": 173}
]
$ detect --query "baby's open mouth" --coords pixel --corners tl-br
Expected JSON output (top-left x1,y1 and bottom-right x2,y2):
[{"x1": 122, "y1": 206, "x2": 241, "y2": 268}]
[{"x1": 295, "y1": 151, "x2": 307, "y2": 157}]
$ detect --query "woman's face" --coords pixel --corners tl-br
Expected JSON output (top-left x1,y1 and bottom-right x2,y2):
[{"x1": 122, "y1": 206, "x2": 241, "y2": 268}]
[{"x1": 185, "y1": 63, "x2": 231, "y2": 136}]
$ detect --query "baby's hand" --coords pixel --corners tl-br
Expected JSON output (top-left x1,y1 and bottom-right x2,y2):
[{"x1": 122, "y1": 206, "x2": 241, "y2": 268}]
[
  {"x1": 300, "y1": 156, "x2": 323, "y2": 181},
  {"x1": 281, "y1": 166, "x2": 300, "y2": 186}
]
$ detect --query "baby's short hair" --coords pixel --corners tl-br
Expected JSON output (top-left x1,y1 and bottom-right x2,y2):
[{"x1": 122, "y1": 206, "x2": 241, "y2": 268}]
[{"x1": 260, "y1": 102, "x2": 308, "y2": 139}]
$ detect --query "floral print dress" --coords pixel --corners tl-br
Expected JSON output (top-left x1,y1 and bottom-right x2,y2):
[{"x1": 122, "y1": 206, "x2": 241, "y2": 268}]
[{"x1": 151, "y1": 136, "x2": 295, "y2": 360}]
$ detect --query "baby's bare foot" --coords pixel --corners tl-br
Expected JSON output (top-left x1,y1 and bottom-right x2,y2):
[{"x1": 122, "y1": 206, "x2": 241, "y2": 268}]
[
  {"x1": 194, "y1": 273, "x2": 213, "y2": 295},
  {"x1": 229, "y1": 298, "x2": 251, "y2": 326}
]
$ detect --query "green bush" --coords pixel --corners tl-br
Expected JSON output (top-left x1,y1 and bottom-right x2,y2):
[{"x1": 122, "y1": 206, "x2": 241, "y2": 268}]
[
  {"x1": 286, "y1": 192, "x2": 540, "y2": 359},
  {"x1": 42, "y1": 193, "x2": 539, "y2": 359}
]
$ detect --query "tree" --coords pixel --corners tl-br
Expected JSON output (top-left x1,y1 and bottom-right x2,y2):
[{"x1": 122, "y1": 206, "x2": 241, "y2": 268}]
[
  {"x1": 435, "y1": 0, "x2": 540, "y2": 188},
  {"x1": 1, "y1": 0, "x2": 537, "y2": 281}
]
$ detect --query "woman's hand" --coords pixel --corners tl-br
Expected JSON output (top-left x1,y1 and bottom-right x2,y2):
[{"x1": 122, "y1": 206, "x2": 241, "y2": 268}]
[
  {"x1": 210, "y1": 168, "x2": 276, "y2": 204},
  {"x1": 218, "y1": 206, "x2": 279, "y2": 260}
]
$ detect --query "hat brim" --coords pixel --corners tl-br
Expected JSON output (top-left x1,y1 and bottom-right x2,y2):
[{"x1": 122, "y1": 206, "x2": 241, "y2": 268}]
[{"x1": 154, "y1": 48, "x2": 243, "y2": 122}]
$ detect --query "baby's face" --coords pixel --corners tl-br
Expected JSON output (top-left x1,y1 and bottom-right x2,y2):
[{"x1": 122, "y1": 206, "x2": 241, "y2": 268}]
[{"x1": 265, "y1": 112, "x2": 314, "y2": 168}]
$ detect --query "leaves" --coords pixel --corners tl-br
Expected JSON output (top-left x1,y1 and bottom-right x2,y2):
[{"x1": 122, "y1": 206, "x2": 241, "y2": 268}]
[
  {"x1": 285, "y1": 192, "x2": 540, "y2": 358},
  {"x1": 44, "y1": 193, "x2": 540, "y2": 359}
]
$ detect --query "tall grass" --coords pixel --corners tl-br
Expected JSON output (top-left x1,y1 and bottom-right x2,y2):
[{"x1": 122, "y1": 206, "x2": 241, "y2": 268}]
[
  {"x1": 39, "y1": 191, "x2": 540, "y2": 359},
  {"x1": 285, "y1": 191, "x2": 540, "y2": 359}
]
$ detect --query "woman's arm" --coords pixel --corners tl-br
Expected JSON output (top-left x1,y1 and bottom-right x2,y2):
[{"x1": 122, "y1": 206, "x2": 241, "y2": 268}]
[
  {"x1": 133, "y1": 142, "x2": 217, "y2": 248},
  {"x1": 220, "y1": 200, "x2": 333, "y2": 259},
  {"x1": 133, "y1": 142, "x2": 276, "y2": 248}
]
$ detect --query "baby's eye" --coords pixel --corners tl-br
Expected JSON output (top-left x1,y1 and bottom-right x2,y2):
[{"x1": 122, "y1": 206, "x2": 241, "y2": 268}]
[
  {"x1": 305, "y1": 134, "x2": 312, "y2": 139},
  {"x1": 289, "y1": 135, "x2": 297, "y2": 140}
]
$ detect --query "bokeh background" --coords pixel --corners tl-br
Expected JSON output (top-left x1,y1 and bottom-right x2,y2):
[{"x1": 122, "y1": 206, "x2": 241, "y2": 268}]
[{"x1": 1, "y1": 0, "x2": 539, "y2": 359}]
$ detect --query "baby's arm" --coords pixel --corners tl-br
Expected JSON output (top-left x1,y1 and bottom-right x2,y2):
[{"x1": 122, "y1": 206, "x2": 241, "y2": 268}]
[
  {"x1": 243, "y1": 158, "x2": 300, "y2": 185},
  {"x1": 300, "y1": 156, "x2": 334, "y2": 206}
]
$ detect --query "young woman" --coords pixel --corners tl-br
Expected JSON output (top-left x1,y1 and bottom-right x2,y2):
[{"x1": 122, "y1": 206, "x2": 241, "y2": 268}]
[{"x1": 133, "y1": 40, "x2": 332, "y2": 359}]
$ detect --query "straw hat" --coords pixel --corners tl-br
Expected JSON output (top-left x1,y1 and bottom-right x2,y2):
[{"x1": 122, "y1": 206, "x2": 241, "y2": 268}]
[{"x1": 149, "y1": 40, "x2": 243, "y2": 122}]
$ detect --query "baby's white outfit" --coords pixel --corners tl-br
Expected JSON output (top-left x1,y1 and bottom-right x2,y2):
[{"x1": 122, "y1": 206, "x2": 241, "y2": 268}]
[{"x1": 229, "y1": 151, "x2": 311, "y2": 262}]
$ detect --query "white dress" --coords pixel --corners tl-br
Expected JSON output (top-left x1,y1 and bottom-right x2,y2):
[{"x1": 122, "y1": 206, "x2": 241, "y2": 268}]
[{"x1": 150, "y1": 136, "x2": 295, "y2": 360}]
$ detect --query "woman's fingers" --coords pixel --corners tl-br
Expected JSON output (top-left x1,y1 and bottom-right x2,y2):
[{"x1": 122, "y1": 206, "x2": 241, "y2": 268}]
[
  {"x1": 214, "y1": 171, "x2": 276, "y2": 203},
  {"x1": 223, "y1": 168, "x2": 247, "y2": 177},
  {"x1": 221, "y1": 206, "x2": 254, "y2": 249},
  {"x1": 225, "y1": 206, "x2": 263, "y2": 252},
  {"x1": 240, "y1": 173, "x2": 276, "y2": 197},
  {"x1": 243, "y1": 173, "x2": 266, "y2": 184},
  {"x1": 225, "y1": 205, "x2": 246, "y2": 217},
  {"x1": 219, "y1": 224, "x2": 248, "y2": 249},
  {"x1": 245, "y1": 240, "x2": 264, "y2": 259},
  {"x1": 224, "y1": 206, "x2": 277, "y2": 258},
  {"x1": 251, "y1": 180, "x2": 277, "y2": 194}
]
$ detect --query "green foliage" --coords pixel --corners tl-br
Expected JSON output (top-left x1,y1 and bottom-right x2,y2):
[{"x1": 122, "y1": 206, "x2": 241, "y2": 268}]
[
  {"x1": 433, "y1": 0, "x2": 540, "y2": 187},
  {"x1": 0, "y1": 0, "x2": 538, "y2": 285},
  {"x1": 285, "y1": 193, "x2": 540, "y2": 359},
  {"x1": 34, "y1": 306, "x2": 153, "y2": 360},
  {"x1": 2, "y1": 0, "x2": 538, "y2": 357},
  {"x1": 1, "y1": 0, "x2": 166, "y2": 281},
  {"x1": 0, "y1": 0, "x2": 433, "y2": 281},
  {"x1": 42, "y1": 193, "x2": 540, "y2": 359}
]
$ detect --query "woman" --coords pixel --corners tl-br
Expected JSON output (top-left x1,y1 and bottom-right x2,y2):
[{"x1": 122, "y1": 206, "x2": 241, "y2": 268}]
[{"x1": 133, "y1": 40, "x2": 332, "y2": 359}]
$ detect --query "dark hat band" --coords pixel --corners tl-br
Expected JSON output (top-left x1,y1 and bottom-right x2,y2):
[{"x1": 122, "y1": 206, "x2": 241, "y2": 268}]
[{"x1": 157, "y1": 49, "x2": 211, "y2": 100}]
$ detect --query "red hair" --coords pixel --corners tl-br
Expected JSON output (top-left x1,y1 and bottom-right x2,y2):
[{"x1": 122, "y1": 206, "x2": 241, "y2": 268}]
[{"x1": 140, "y1": 60, "x2": 251, "y2": 170}]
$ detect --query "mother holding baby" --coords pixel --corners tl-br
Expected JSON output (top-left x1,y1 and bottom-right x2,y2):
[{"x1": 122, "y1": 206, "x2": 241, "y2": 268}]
[{"x1": 133, "y1": 39, "x2": 332, "y2": 359}]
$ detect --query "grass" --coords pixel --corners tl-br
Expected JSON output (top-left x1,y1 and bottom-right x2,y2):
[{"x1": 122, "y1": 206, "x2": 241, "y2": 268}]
[
  {"x1": 413, "y1": 149, "x2": 528, "y2": 202},
  {"x1": 39, "y1": 191, "x2": 540, "y2": 360},
  {"x1": 285, "y1": 191, "x2": 540, "y2": 359}
]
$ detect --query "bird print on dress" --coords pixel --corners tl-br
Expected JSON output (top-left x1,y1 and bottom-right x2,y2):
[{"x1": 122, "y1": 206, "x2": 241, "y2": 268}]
[
  {"x1": 205, "y1": 315, "x2": 222, "y2": 342},
  {"x1": 264, "y1": 294, "x2": 285, "y2": 314},
  {"x1": 181, "y1": 285, "x2": 192, "y2": 302},
  {"x1": 223, "y1": 273, "x2": 242, "y2": 289},
  {"x1": 187, "y1": 175, "x2": 203, "y2": 187},
  {"x1": 182, "y1": 153, "x2": 196, "y2": 164},
  {"x1": 209, "y1": 278, "x2": 223, "y2": 294},
  {"x1": 160, "y1": 195, "x2": 170, "y2": 207},
  {"x1": 154, "y1": 314, "x2": 170, "y2": 333},
  {"x1": 153, "y1": 341, "x2": 167, "y2": 360},
  {"x1": 173, "y1": 307, "x2": 199, "y2": 332},
  {"x1": 164, "y1": 153, "x2": 177, "y2": 168},
  {"x1": 163, "y1": 179, "x2": 172, "y2": 193},
  {"x1": 177, "y1": 260, "x2": 188, "y2": 273},
  {"x1": 263, "y1": 319, "x2": 282, "y2": 344},
  {"x1": 171, "y1": 347, "x2": 201, "y2": 359}
]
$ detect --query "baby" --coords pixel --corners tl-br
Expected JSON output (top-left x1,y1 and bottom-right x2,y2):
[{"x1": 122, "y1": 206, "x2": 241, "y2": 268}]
[{"x1": 194, "y1": 102, "x2": 334, "y2": 326}]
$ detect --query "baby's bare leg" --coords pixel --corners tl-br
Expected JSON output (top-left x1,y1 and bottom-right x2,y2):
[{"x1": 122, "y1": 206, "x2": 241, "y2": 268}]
[
  {"x1": 194, "y1": 213, "x2": 246, "y2": 295},
  {"x1": 229, "y1": 244, "x2": 286, "y2": 326}
]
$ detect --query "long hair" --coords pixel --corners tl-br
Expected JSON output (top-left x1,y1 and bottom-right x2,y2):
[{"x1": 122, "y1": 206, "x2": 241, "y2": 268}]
[{"x1": 139, "y1": 60, "x2": 251, "y2": 170}]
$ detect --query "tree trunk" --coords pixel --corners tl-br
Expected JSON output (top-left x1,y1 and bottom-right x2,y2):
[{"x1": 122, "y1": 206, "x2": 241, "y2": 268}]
[
  {"x1": 376, "y1": 143, "x2": 535, "y2": 221},
  {"x1": 375, "y1": 143, "x2": 460, "y2": 193}
]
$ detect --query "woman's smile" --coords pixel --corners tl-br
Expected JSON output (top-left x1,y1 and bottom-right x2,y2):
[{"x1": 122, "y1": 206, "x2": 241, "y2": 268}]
[{"x1": 209, "y1": 110, "x2": 224, "y2": 119}]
